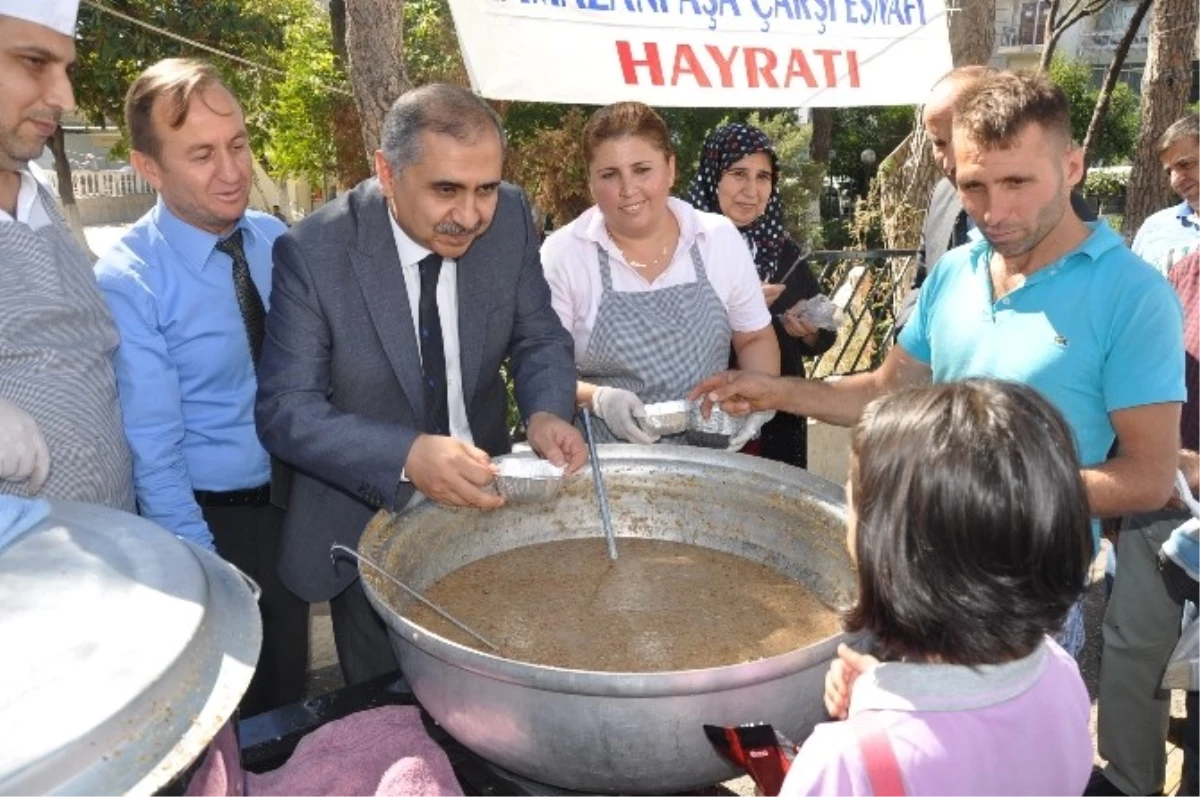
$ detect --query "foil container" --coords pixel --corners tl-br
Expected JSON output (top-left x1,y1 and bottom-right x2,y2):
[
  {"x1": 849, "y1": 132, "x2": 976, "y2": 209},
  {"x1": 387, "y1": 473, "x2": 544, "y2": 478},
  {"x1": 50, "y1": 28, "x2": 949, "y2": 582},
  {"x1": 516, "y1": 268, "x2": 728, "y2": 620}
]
[
  {"x1": 685, "y1": 401, "x2": 746, "y2": 449},
  {"x1": 494, "y1": 457, "x2": 567, "y2": 503},
  {"x1": 639, "y1": 400, "x2": 689, "y2": 437}
]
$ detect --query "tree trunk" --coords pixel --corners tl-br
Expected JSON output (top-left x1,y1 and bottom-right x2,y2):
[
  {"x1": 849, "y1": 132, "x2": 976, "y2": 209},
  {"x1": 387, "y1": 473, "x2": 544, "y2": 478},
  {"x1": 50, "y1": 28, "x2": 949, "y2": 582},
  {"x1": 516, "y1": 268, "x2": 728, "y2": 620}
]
[
  {"x1": 325, "y1": 0, "x2": 371, "y2": 186},
  {"x1": 1039, "y1": 0, "x2": 1115, "y2": 71},
  {"x1": 345, "y1": 0, "x2": 412, "y2": 159},
  {"x1": 1039, "y1": 0, "x2": 1063, "y2": 70},
  {"x1": 329, "y1": 0, "x2": 348, "y2": 66},
  {"x1": 873, "y1": 0, "x2": 996, "y2": 250},
  {"x1": 1080, "y1": 0, "x2": 1154, "y2": 174},
  {"x1": 1039, "y1": 31, "x2": 1063, "y2": 70},
  {"x1": 948, "y1": 0, "x2": 997, "y2": 71},
  {"x1": 1123, "y1": 0, "x2": 1197, "y2": 237},
  {"x1": 47, "y1": 125, "x2": 95, "y2": 261},
  {"x1": 809, "y1": 108, "x2": 833, "y2": 163}
]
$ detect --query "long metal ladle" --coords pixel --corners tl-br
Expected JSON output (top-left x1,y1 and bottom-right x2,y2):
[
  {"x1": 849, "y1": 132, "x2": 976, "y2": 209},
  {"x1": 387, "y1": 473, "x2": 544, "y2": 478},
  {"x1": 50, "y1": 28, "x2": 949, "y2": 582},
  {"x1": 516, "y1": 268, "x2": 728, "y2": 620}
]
[
  {"x1": 330, "y1": 543, "x2": 500, "y2": 652},
  {"x1": 580, "y1": 405, "x2": 618, "y2": 560}
]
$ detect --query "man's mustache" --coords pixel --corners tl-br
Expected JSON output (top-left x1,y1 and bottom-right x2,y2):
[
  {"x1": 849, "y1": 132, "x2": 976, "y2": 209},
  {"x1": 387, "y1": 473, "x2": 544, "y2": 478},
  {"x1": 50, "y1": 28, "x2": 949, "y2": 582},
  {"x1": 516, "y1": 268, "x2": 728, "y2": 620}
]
[
  {"x1": 435, "y1": 219, "x2": 484, "y2": 236},
  {"x1": 29, "y1": 110, "x2": 62, "y2": 127}
]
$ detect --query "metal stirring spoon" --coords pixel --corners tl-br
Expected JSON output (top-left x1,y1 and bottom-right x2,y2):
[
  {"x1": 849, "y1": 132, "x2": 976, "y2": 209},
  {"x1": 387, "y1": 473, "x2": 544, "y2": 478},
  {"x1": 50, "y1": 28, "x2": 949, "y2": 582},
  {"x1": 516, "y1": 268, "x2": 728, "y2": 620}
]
[
  {"x1": 330, "y1": 544, "x2": 500, "y2": 652},
  {"x1": 580, "y1": 405, "x2": 618, "y2": 560}
]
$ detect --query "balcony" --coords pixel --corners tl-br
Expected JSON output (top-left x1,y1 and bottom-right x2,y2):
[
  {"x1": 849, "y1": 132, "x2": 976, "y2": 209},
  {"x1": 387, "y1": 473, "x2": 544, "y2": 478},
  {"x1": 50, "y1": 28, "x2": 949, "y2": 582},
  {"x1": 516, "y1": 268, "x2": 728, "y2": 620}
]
[{"x1": 1078, "y1": 27, "x2": 1150, "y2": 55}]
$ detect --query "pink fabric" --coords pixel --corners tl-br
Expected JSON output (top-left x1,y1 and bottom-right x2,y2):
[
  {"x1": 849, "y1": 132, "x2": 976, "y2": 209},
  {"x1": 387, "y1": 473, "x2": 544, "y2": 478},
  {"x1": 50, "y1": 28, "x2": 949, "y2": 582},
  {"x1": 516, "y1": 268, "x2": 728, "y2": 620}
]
[
  {"x1": 186, "y1": 720, "x2": 246, "y2": 796},
  {"x1": 248, "y1": 706, "x2": 463, "y2": 797}
]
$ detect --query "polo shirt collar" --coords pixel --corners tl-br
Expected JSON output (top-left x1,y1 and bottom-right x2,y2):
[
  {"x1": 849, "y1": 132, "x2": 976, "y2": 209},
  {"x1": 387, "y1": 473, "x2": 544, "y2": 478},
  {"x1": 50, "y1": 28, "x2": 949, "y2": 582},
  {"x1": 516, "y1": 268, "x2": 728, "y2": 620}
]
[
  {"x1": 1177, "y1": 201, "x2": 1198, "y2": 228},
  {"x1": 969, "y1": 219, "x2": 1123, "y2": 276},
  {"x1": 848, "y1": 639, "x2": 1050, "y2": 715},
  {"x1": 152, "y1": 197, "x2": 253, "y2": 273},
  {"x1": 1072, "y1": 219, "x2": 1125, "y2": 261}
]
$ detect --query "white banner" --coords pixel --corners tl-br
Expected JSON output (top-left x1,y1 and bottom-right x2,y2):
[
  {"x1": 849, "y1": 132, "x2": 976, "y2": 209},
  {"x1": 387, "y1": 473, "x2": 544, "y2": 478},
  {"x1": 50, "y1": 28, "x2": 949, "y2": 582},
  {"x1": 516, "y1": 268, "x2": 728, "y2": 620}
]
[{"x1": 446, "y1": 0, "x2": 955, "y2": 107}]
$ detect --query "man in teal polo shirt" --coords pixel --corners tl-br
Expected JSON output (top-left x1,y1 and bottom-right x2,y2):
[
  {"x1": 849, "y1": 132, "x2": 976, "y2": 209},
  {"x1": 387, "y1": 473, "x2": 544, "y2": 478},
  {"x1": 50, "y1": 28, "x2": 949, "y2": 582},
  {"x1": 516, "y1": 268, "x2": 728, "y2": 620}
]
[{"x1": 693, "y1": 72, "x2": 1184, "y2": 654}]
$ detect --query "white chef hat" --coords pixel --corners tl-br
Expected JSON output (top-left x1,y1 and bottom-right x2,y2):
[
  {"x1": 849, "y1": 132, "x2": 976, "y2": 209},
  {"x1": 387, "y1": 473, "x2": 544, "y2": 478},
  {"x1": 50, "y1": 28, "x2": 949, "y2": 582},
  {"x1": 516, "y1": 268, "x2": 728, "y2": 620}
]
[{"x1": 0, "y1": 0, "x2": 80, "y2": 37}]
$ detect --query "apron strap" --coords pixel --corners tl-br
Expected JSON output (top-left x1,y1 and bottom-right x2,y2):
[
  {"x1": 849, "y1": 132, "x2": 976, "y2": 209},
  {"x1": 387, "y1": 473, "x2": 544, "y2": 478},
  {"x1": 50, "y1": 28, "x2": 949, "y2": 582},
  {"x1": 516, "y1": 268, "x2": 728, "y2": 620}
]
[
  {"x1": 595, "y1": 243, "x2": 615, "y2": 293},
  {"x1": 853, "y1": 712, "x2": 907, "y2": 797},
  {"x1": 687, "y1": 240, "x2": 707, "y2": 281}
]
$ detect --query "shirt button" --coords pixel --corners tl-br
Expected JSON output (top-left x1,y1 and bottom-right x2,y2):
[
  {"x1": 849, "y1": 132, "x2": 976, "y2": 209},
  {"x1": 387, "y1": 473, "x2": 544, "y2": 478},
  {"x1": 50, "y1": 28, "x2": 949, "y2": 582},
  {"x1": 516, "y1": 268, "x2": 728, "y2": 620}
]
[{"x1": 1001, "y1": 298, "x2": 1011, "y2": 306}]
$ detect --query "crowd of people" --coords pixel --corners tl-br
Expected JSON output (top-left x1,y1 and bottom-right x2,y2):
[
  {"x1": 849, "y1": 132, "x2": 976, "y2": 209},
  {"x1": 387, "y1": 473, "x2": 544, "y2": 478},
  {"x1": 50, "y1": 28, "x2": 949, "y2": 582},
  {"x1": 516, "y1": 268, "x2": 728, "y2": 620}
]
[{"x1": 1, "y1": 1, "x2": 1197, "y2": 795}]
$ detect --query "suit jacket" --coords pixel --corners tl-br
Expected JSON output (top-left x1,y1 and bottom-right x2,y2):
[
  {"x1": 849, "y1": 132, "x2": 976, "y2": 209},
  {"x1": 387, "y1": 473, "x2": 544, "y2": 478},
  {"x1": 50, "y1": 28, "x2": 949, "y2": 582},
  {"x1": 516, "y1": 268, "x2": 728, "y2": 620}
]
[
  {"x1": 256, "y1": 179, "x2": 577, "y2": 602},
  {"x1": 895, "y1": 178, "x2": 1098, "y2": 335}
]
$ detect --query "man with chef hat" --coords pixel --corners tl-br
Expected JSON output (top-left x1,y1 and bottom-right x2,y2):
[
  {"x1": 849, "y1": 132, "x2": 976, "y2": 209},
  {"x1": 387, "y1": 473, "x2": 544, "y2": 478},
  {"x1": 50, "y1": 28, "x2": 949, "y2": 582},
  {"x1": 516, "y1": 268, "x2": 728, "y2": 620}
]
[{"x1": 0, "y1": 0, "x2": 135, "y2": 510}]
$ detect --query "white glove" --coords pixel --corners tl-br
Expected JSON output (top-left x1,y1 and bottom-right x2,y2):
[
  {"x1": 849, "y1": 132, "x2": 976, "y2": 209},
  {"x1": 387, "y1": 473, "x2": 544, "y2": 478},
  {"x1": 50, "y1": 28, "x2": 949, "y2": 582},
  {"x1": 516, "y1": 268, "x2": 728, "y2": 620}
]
[
  {"x1": 0, "y1": 399, "x2": 51, "y2": 492},
  {"x1": 591, "y1": 386, "x2": 659, "y2": 445},
  {"x1": 728, "y1": 411, "x2": 776, "y2": 451}
]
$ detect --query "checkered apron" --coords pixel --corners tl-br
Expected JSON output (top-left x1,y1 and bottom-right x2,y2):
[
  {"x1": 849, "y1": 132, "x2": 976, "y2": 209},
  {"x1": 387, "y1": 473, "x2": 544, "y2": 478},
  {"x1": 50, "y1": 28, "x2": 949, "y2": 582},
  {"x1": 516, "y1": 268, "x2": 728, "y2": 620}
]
[
  {"x1": 0, "y1": 183, "x2": 135, "y2": 509},
  {"x1": 579, "y1": 242, "x2": 731, "y2": 443}
]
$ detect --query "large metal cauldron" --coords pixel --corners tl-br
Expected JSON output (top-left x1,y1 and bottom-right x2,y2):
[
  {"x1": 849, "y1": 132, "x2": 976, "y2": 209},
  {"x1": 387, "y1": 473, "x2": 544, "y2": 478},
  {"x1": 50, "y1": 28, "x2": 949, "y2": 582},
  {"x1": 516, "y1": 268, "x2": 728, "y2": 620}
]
[
  {"x1": 359, "y1": 445, "x2": 858, "y2": 794},
  {"x1": 0, "y1": 500, "x2": 260, "y2": 795}
]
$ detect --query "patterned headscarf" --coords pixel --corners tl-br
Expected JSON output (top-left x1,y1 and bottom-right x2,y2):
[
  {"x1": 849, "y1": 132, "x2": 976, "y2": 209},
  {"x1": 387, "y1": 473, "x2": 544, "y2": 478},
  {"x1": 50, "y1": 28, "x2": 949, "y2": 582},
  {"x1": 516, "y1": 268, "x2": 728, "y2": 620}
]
[{"x1": 686, "y1": 123, "x2": 788, "y2": 281}]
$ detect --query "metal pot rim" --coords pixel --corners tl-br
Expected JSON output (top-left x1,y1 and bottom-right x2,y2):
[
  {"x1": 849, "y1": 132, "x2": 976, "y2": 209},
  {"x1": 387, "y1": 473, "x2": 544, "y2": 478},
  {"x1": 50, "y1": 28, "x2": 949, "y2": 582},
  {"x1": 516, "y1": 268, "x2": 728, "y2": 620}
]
[{"x1": 361, "y1": 445, "x2": 854, "y2": 698}]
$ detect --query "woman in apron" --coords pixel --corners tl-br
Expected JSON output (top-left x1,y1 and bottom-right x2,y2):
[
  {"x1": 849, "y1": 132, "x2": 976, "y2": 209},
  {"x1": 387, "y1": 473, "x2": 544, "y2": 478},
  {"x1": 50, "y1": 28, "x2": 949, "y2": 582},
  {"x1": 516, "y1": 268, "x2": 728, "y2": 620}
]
[{"x1": 541, "y1": 102, "x2": 779, "y2": 445}]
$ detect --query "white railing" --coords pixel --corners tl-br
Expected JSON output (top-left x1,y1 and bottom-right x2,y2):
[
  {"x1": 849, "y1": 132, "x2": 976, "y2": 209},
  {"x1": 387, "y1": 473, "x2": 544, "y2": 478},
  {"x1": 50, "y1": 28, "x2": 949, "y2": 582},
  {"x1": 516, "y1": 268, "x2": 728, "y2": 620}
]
[{"x1": 43, "y1": 169, "x2": 155, "y2": 199}]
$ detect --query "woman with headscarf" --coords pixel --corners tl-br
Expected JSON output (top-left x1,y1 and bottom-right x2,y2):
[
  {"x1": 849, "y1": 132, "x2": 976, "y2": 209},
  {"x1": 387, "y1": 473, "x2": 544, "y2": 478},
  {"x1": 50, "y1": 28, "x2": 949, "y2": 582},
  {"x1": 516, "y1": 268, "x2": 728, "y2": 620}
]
[{"x1": 687, "y1": 123, "x2": 836, "y2": 469}]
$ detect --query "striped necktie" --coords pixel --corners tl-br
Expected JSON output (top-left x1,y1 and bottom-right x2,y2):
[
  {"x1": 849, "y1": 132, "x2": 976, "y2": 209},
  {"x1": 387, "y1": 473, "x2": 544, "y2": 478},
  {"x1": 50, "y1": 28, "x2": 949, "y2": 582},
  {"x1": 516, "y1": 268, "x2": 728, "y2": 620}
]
[{"x1": 216, "y1": 229, "x2": 265, "y2": 364}]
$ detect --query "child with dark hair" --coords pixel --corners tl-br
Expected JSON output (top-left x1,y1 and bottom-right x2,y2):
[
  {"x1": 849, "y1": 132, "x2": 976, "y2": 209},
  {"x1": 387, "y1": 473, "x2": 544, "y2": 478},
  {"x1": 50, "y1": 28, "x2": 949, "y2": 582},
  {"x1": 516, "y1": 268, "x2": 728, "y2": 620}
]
[{"x1": 781, "y1": 379, "x2": 1094, "y2": 796}]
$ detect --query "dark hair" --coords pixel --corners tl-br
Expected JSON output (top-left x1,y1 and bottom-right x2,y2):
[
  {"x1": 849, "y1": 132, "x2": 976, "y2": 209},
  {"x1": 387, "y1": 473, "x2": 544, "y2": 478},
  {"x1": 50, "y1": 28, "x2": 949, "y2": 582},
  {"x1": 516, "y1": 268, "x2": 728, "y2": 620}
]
[
  {"x1": 953, "y1": 70, "x2": 1073, "y2": 150},
  {"x1": 125, "y1": 58, "x2": 235, "y2": 160},
  {"x1": 380, "y1": 83, "x2": 506, "y2": 171},
  {"x1": 583, "y1": 101, "x2": 673, "y2": 165},
  {"x1": 844, "y1": 379, "x2": 1092, "y2": 665},
  {"x1": 1158, "y1": 115, "x2": 1199, "y2": 156}
]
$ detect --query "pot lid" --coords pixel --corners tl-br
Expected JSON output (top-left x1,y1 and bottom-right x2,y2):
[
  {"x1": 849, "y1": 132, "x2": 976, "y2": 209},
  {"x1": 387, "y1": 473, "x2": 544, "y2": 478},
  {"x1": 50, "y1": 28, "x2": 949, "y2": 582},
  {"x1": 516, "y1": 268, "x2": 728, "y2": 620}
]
[{"x1": 0, "y1": 500, "x2": 261, "y2": 795}]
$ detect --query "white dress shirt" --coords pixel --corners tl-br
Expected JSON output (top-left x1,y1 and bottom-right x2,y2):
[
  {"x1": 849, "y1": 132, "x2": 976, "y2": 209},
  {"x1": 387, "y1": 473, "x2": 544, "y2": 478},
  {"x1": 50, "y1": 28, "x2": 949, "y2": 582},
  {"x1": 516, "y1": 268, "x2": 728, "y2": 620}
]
[
  {"x1": 387, "y1": 212, "x2": 474, "y2": 445},
  {"x1": 0, "y1": 168, "x2": 52, "y2": 229}
]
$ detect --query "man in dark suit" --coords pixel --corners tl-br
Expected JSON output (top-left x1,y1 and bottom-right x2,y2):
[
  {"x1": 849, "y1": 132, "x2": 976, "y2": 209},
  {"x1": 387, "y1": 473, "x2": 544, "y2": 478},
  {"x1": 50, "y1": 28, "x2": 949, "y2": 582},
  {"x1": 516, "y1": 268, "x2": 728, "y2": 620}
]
[
  {"x1": 896, "y1": 66, "x2": 1093, "y2": 334},
  {"x1": 256, "y1": 84, "x2": 587, "y2": 685}
]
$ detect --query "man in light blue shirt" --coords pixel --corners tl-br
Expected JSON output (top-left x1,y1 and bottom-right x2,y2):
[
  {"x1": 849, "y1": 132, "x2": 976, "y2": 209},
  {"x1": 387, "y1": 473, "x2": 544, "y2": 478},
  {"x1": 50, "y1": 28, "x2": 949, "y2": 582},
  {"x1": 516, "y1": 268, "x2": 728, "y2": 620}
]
[
  {"x1": 94, "y1": 58, "x2": 306, "y2": 717},
  {"x1": 1131, "y1": 115, "x2": 1199, "y2": 276}
]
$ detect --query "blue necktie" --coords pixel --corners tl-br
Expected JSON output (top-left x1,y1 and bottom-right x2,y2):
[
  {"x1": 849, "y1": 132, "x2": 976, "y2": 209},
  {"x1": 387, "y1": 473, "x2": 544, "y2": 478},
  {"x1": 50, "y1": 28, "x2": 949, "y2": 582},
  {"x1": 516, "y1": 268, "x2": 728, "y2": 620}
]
[{"x1": 418, "y1": 254, "x2": 449, "y2": 436}]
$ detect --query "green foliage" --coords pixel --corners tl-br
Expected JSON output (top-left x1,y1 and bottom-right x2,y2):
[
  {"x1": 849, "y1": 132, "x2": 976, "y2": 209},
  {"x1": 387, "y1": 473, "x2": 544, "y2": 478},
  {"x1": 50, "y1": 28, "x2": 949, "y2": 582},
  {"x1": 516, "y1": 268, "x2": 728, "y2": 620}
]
[
  {"x1": 828, "y1": 105, "x2": 916, "y2": 196},
  {"x1": 660, "y1": 107, "x2": 757, "y2": 190},
  {"x1": 74, "y1": 0, "x2": 346, "y2": 182},
  {"x1": 1047, "y1": 55, "x2": 1139, "y2": 166},
  {"x1": 403, "y1": 0, "x2": 468, "y2": 86},
  {"x1": 1084, "y1": 166, "x2": 1129, "y2": 197},
  {"x1": 261, "y1": 4, "x2": 342, "y2": 183}
]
